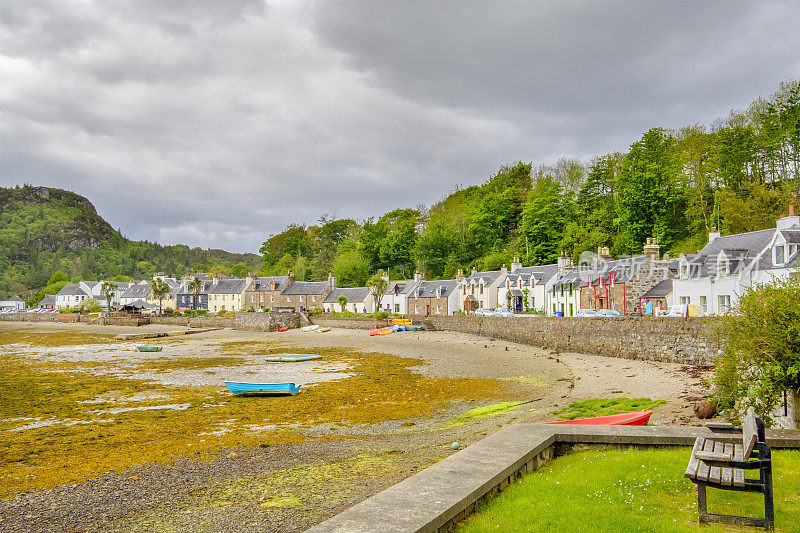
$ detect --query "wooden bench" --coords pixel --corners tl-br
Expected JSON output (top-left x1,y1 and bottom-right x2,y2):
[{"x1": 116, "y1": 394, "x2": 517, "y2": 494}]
[{"x1": 685, "y1": 407, "x2": 774, "y2": 529}]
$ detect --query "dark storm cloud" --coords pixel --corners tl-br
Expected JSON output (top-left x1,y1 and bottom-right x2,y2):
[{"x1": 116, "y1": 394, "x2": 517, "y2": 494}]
[{"x1": 1, "y1": 1, "x2": 798, "y2": 253}]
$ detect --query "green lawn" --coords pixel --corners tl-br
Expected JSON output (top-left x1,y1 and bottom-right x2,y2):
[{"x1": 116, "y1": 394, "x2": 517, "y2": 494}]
[
  {"x1": 457, "y1": 447, "x2": 800, "y2": 532},
  {"x1": 548, "y1": 398, "x2": 667, "y2": 420}
]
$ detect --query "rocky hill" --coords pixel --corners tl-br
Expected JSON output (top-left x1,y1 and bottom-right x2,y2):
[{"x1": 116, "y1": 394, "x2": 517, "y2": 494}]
[{"x1": 0, "y1": 185, "x2": 261, "y2": 299}]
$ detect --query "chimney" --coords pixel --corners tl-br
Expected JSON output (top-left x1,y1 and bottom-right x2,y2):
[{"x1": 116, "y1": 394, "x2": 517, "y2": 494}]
[
  {"x1": 287, "y1": 270, "x2": 295, "y2": 284},
  {"x1": 511, "y1": 256, "x2": 522, "y2": 272},
  {"x1": 500, "y1": 264, "x2": 508, "y2": 274},
  {"x1": 643, "y1": 237, "x2": 660, "y2": 261},
  {"x1": 456, "y1": 269, "x2": 465, "y2": 282},
  {"x1": 327, "y1": 272, "x2": 336, "y2": 290},
  {"x1": 245, "y1": 275, "x2": 253, "y2": 288},
  {"x1": 777, "y1": 204, "x2": 800, "y2": 230},
  {"x1": 708, "y1": 227, "x2": 721, "y2": 244},
  {"x1": 414, "y1": 271, "x2": 422, "y2": 283},
  {"x1": 212, "y1": 275, "x2": 220, "y2": 286},
  {"x1": 596, "y1": 246, "x2": 612, "y2": 264},
  {"x1": 471, "y1": 266, "x2": 477, "y2": 274},
  {"x1": 557, "y1": 250, "x2": 572, "y2": 274}
]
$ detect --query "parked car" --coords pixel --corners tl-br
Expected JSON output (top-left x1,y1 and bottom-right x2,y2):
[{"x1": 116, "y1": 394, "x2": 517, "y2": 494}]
[
  {"x1": 663, "y1": 304, "x2": 707, "y2": 317},
  {"x1": 473, "y1": 308, "x2": 493, "y2": 317},
  {"x1": 576, "y1": 309, "x2": 597, "y2": 317},
  {"x1": 595, "y1": 309, "x2": 623, "y2": 317},
  {"x1": 493, "y1": 308, "x2": 515, "y2": 317}
]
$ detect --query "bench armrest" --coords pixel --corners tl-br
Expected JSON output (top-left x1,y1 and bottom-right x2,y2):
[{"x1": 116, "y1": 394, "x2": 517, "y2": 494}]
[
  {"x1": 695, "y1": 450, "x2": 733, "y2": 462},
  {"x1": 705, "y1": 422, "x2": 742, "y2": 434}
]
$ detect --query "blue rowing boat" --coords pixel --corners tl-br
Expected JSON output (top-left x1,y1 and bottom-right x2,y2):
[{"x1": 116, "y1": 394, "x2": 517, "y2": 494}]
[
  {"x1": 264, "y1": 354, "x2": 322, "y2": 362},
  {"x1": 224, "y1": 381, "x2": 301, "y2": 396}
]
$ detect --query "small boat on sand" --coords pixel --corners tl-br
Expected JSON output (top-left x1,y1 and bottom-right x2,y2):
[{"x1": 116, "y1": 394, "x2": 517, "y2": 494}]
[
  {"x1": 405, "y1": 325, "x2": 424, "y2": 331},
  {"x1": 224, "y1": 381, "x2": 301, "y2": 396},
  {"x1": 301, "y1": 325, "x2": 320, "y2": 332},
  {"x1": 539, "y1": 410, "x2": 652, "y2": 426},
  {"x1": 136, "y1": 346, "x2": 162, "y2": 352},
  {"x1": 370, "y1": 327, "x2": 394, "y2": 336},
  {"x1": 264, "y1": 354, "x2": 322, "y2": 362},
  {"x1": 277, "y1": 327, "x2": 289, "y2": 332},
  {"x1": 317, "y1": 327, "x2": 331, "y2": 333}
]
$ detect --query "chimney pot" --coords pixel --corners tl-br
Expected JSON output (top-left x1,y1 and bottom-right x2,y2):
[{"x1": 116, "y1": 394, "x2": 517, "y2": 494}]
[{"x1": 790, "y1": 204, "x2": 796, "y2": 217}]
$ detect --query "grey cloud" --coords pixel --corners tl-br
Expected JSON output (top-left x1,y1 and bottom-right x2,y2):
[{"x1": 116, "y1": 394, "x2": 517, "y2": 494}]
[{"x1": 1, "y1": 0, "x2": 798, "y2": 254}]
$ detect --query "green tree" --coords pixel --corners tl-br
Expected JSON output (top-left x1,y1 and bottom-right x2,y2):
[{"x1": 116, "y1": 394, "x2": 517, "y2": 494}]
[
  {"x1": 230, "y1": 263, "x2": 250, "y2": 278},
  {"x1": 518, "y1": 177, "x2": 573, "y2": 263},
  {"x1": 189, "y1": 277, "x2": 202, "y2": 311},
  {"x1": 714, "y1": 275, "x2": 800, "y2": 425},
  {"x1": 151, "y1": 278, "x2": 170, "y2": 315},
  {"x1": 367, "y1": 272, "x2": 389, "y2": 318},
  {"x1": 100, "y1": 281, "x2": 116, "y2": 315},
  {"x1": 332, "y1": 250, "x2": 371, "y2": 286},
  {"x1": 338, "y1": 295, "x2": 348, "y2": 313}
]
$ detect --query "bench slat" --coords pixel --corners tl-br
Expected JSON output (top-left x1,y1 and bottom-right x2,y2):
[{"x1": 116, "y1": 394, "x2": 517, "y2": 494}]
[
  {"x1": 742, "y1": 408, "x2": 758, "y2": 460},
  {"x1": 708, "y1": 440, "x2": 723, "y2": 484},
  {"x1": 696, "y1": 439, "x2": 714, "y2": 482},
  {"x1": 721, "y1": 443, "x2": 734, "y2": 486},
  {"x1": 733, "y1": 444, "x2": 745, "y2": 487},
  {"x1": 685, "y1": 437, "x2": 705, "y2": 480}
]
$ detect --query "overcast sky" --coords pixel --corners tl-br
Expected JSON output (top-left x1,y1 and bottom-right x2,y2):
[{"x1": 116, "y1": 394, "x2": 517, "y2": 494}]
[{"x1": 1, "y1": 1, "x2": 799, "y2": 253}]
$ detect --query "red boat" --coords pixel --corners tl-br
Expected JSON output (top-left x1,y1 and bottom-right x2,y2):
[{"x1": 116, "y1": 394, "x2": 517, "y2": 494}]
[
  {"x1": 369, "y1": 327, "x2": 394, "y2": 336},
  {"x1": 540, "y1": 410, "x2": 652, "y2": 426},
  {"x1": 277, "y1": 327, "x2": 289, "y2": 332}
]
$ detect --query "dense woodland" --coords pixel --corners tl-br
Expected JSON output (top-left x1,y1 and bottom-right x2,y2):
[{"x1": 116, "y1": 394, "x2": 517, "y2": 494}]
[
  {"x1": 0, "y1": 187, "x2": 260, "y2": 303},
  {"x1": 2, "y1": 80, "x2": 799, "y2": 301},
  {"x1": 260, "y1": 80, "x2": 800, "y2": 286}
]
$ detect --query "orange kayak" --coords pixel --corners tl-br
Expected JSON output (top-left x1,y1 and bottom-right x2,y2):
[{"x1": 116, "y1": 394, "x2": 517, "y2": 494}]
[
  {"x1": 369, "y1": 327, "x2": 394, "y2": 336},
  {"x1": 540, "y1": 410, "x2": 652, "y2": 426}
]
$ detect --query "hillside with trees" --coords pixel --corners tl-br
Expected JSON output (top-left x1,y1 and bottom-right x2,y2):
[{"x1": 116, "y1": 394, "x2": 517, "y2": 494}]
[
  {"x1": 261, "y1": 80, "x2": 800, "y2": 285},
  {"x1": 0, "y1": 186, "x2": 261, "y2": 301}
]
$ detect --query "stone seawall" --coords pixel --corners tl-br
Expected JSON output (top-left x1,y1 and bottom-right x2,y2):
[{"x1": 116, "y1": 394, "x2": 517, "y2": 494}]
[
  {"x1": 418, "y1": 315, "x2": 721, "y2": 366},
  {"x1": 0, "y1": 313, "x2": 58, "y2": 322},
  {"x1": 310, "y1": 317, "x2": 377, "y2": 330},
  {"x1": 235, "y1": 312, "x2": 301, "y2": 332}
]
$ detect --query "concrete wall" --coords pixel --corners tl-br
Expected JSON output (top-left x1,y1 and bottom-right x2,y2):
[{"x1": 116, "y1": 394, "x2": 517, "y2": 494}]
[
  {"x1": 235, "y1": 311, "x2": 301, "y2": 332},
  {"x1": 417, "y1": 315, "x2": 720, "y2": 366}
]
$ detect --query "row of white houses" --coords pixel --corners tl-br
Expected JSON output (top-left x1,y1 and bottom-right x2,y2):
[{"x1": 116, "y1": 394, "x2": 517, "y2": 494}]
[{"x1": 32, "y1": 207, "x2": 800, "y2": 317}]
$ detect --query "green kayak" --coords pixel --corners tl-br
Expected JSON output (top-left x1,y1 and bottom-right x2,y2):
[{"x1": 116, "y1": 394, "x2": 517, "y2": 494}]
[
  {"x1": 136, "y1": 346, "x2": 163, "y2": 352},
  {"x1": 405, "y1": 325, "x2": 424, "y2": 331}
]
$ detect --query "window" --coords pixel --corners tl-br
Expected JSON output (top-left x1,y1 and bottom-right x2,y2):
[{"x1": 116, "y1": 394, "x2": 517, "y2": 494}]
[
  {"x1": 569, "y1": 303, "x2": 573, "y2": 317},
  {"x1": 287, "y1": 297, "x2": 290, "y2": 302},
  {"x1": 479, "y1": 284, "x2": 483, "y2": 295},
  {"x1": 552, "y1": 303, "x2": 556, "y2": 314},
  {"x1": 776, "y1": 246, "x2": 786, "y2": 265},
  {"x1": 791, "y1": 244, "x2": 798, "y2": 257},
  {"x1": 680, "y1": 264, "x2": 688, "y2": 279},
  {"x1": 569, "y1": 283, "x2": 573, "y2": 297},
  {"x1": 560, "y1": 284, "x2": 564, "y2": 297},
  {"x1": 312, "y1": 295, "x2": 316, "y2": 302},
  {"x1": 700, "y1": 296, "x2": 707, "y2": 313},
  {"x1": 680, "y1": 296, "x2": 690, "y2": 305},
  {"x1": 414, "y1": 305, "x2": 418, "y2": 314},
  {"x1": 718, "y1": 295, "x2": 731, "y2": 314},
  {"x1": 394, "y1": 304, "x2": 400, "y2": 313}
]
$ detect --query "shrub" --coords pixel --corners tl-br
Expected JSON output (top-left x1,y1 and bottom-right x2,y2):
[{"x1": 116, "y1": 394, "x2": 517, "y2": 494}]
[
  {"x1": 306, "y1": 307, "x2": 323, "y2": 316},
  {"x1": 714, "y1": 274, "x2": 800, "y2": 425}
]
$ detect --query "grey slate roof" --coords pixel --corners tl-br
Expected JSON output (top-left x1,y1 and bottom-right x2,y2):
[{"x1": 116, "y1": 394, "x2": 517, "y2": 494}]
[
  {"x1": 121, "y1": 285, "x2": 152, "y2": 299},
  {"x1": 282, "y1": 281, "x2": 330, "y2": 295},
  {"x1": 324, "y1": 287, "x2": 371, "y2": 303},
  {"x1": 251, "y1": 276, "x2": 289, "y2": 292},
  {"x1": 464, "y1": 270, "x2": 504, "y2": 284},
  {"x1": 513, "y1": 264, "x2": 558, "y2": 284},
  {"x1": 207, "y1": 278, "x2": 249, "y2": 295},
  {"x1": 384, "y1": 280, "x2": 420, "y2": 296},
  {"x1": 552, "y1": 272, "x2": 587, "y2": 288},
  {"x1": 8, "y1": 295, "x2": 23, "y2": 302},
  {"x1": 38, "y1": 295, "x2": 56, "y2": 306},
  {"x1": 683, "y1": 229, "x2": 775, "y2": 277},
  {"x1": 641, "y1": 279, "x2": 673, "y2": 299},
  {"x1": 56, "y1": 283, "x2": 90, "y2": 296},
  {"x1": 410, "y1": 279, "x2": 458, "y2": 298}
]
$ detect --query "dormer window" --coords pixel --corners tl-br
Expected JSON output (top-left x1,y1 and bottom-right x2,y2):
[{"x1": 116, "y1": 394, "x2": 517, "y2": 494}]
[
  {"x1": 717, "y1": 257, "x2": 729, "y2": 277},
  {"x1": 680, "y1": 264, "x2": 688, "y2": 279},
  {"x1": 775, "y1": 246, "x2": 786, "y2": 265}
]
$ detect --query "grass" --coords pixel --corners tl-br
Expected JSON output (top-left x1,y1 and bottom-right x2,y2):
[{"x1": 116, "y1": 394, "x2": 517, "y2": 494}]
[
  {"x1": 0, "y1": 330, "x2": 534, "y2": 497},
  {"x1": 457, "y1": 447, "x2": 800, "y2": 532},
  {"x1": 549, "y1": 398, "x2": 667, "y2": 420}
]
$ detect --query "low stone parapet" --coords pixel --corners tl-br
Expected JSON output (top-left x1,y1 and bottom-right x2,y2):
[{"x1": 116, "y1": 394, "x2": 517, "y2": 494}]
[{"x1": 235, "y1": 311, "x2": 301, "y2": 332}]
